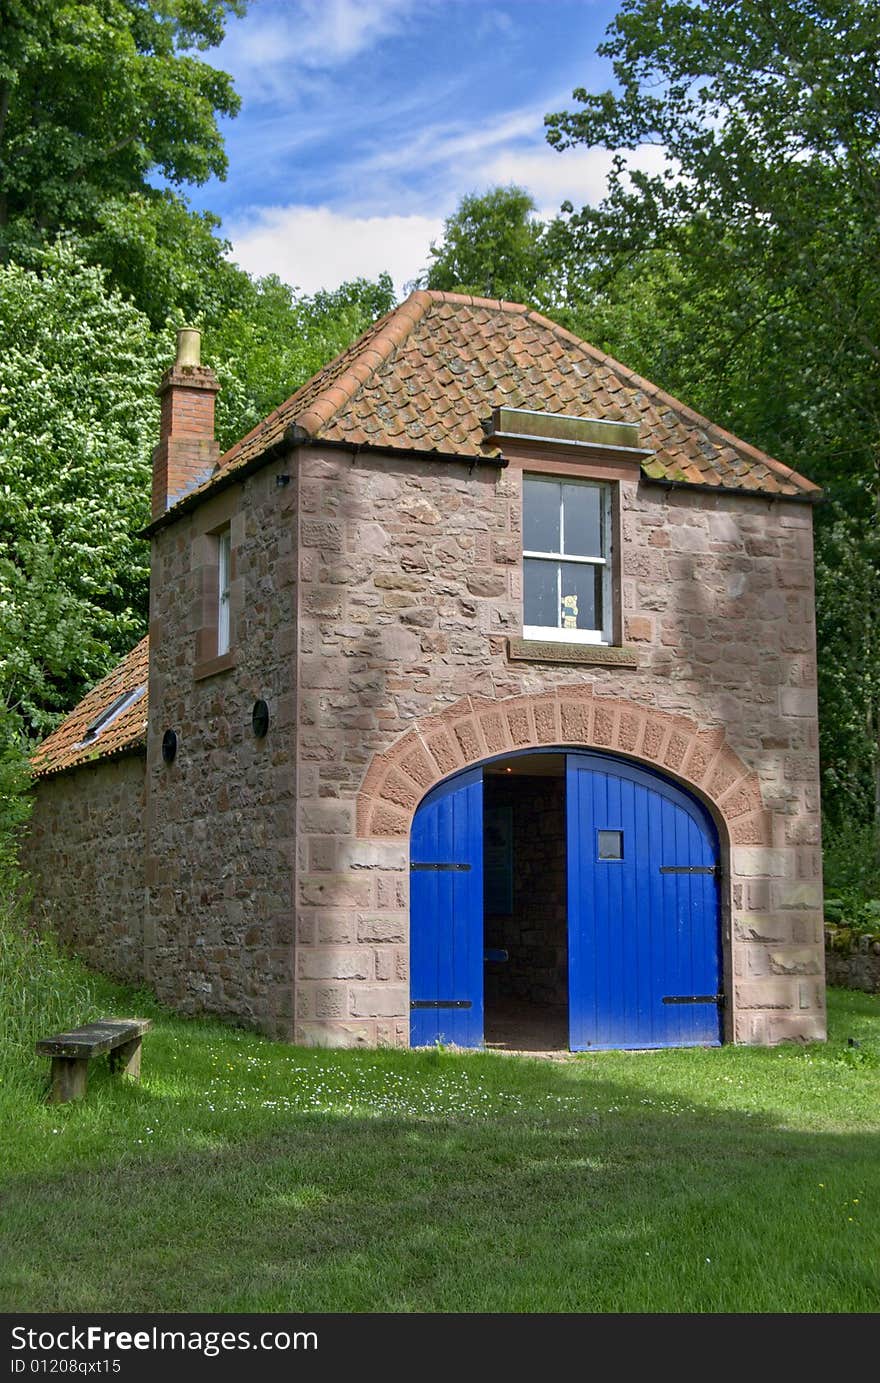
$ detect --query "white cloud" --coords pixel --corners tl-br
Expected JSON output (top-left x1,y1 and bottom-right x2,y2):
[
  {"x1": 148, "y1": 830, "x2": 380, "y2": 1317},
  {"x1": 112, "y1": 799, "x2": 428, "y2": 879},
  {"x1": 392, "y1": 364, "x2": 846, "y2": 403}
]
[
  {"x1": 362, "y1": 103, "x2": 550, "y2": 179},
  {"x1": 482, "y1": 141, "x2": 671, "y2": 216},
  {"x1": 227, "y1": 204, "x2": 444, "y2": 296},
  {"x1": 216, "y1": 0, "x2": 420, "y2": 101}
]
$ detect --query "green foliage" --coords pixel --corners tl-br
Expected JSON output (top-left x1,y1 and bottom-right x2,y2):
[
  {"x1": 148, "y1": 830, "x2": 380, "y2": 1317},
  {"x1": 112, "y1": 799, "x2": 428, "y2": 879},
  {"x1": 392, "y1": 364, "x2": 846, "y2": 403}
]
[
  {"x1": 0, "y1": 904, "x2": 101, "y2": 1094},
  {"x1": 0, "y1": 1, "x2": 243, "y2": 247},
  {"x1": 0, "y1": 3, "x2": 252, "y2": 333},
  {"x1": 816, "y1": 516, "x2": 880, "y2": 826},
  {"x1": 0, "y1": 241, "x2": 166, "y2": 733},
  {"x1": 0, "y1": 239, "x2": 397, "y2": 743},
  {"x1": 422, "y1": 186, "x2": 557, "y2": 307},
  {"x1": 823, "y1": 819, "x2": 880, "y2": 935},
  {"x1": 80, "y1": 191, "x2": 253, "y2": 330}
]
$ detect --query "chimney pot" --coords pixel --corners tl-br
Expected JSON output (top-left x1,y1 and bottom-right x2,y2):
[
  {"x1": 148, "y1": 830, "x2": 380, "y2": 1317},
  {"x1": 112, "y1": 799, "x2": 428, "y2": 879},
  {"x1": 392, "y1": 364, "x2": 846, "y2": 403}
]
[{"x1": 176, "y1": 326, "x2": 202, "y2": 368}]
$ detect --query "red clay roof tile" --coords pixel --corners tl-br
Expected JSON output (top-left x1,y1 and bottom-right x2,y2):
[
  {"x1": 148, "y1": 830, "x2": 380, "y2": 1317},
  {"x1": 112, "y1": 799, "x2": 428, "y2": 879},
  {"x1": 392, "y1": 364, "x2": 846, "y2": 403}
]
[{"x1": 31, "y1": 637, "x2": 149, "y2": 778}]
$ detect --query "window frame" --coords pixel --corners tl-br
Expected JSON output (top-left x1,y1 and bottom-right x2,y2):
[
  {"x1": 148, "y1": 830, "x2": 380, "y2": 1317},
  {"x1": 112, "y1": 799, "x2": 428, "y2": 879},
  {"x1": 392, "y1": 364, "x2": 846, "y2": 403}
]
[
  {"x1": 522, "y1": 474, "x2": 613, "y2": 645},
  {"x1": 216, "y1": 526, "x2": 231, "y2": 657},
  {"x1": 78, "y1": 685, "x2": 146, "y2": 746}
]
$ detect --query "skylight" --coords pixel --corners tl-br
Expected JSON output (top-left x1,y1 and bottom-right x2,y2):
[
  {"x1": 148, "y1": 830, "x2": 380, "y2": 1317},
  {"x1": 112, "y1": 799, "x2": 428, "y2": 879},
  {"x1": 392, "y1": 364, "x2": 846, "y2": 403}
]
[{"x1": 80, "y1": 686, "x2": 146, "y2": 745}]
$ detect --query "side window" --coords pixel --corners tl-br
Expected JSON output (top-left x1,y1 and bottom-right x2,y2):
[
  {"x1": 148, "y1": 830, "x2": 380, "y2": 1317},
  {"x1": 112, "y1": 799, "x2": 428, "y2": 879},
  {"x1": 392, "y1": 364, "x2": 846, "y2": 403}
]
[
  {"x1": 217, "y1": 526, "x2": 231, "y2": 656},
  {"x1": 522, "y1": 475, "x2": 612, "y2": 643}
]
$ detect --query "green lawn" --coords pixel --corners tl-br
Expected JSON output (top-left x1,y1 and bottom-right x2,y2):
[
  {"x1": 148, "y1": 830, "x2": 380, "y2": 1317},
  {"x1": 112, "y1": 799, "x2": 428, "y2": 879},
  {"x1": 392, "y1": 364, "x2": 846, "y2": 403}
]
[{"x1": 1, "y1": 983, "x2": 878, "y2": 1313}]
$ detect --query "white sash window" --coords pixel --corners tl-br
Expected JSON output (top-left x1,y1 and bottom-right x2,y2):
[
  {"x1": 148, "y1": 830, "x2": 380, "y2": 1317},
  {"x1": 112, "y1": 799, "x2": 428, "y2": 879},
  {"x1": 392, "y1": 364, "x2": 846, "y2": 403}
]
[
  {"x1": 217, "y1": 527, "x2": 231, "y2": 656},
  {"x1": 523, "y1": 475, "x2": 612, "y2": 644}
]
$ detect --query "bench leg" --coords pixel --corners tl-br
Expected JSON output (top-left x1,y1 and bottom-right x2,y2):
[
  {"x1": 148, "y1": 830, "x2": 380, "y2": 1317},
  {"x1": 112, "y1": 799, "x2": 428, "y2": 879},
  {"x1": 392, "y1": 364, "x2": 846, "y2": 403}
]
[
  {"x1": 108, "y1": 1036, "x2": 142, "y2": 1081},
  {"x1": 49, "y1": 1057, "x2": 88, "y2": 1103}
]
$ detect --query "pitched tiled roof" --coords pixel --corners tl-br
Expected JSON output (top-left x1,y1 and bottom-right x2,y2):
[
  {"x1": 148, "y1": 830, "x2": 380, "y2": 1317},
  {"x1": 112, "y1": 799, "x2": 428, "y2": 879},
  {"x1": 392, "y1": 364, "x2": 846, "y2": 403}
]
[
  {"x1": 212, "y1": 289, "x2": 817, "y2": 499},
  {"x1": 31, "y1": 637, "x2": 148, "y2": 779}
]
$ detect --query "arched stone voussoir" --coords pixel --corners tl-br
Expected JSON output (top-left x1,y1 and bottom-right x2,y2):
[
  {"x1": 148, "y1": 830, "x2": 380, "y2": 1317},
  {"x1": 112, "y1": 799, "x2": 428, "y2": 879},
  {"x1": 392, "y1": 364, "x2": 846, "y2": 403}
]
[{"x1": 357, "y1": 689, "x2": 766, "y2": 840}]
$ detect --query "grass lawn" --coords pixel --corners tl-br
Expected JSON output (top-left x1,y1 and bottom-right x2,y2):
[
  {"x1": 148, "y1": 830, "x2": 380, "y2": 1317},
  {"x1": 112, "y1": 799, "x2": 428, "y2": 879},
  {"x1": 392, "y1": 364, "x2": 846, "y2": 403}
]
[{"x1": 1, "y1": 981, "x2": 878, "y2": 1313}]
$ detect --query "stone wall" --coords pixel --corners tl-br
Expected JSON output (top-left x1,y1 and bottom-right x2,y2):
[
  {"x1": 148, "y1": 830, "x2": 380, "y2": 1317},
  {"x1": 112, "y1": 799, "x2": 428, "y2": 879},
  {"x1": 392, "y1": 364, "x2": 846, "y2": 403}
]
[
  {"x1": 292, "y1": 443, "x2": 825, "y2": 1046},
  {"x1": 144, "y1": 461, "x2": 298, "y2": 1037},
  {"x1": 484, "y1": 774, "x2": 567, "y2": 1009},
  {"x1": 29, "y1": 753, "x2": 146, "y2": 985},
  {"x1": 825, "y1": 928, "x2": 880, "y2": 994}
]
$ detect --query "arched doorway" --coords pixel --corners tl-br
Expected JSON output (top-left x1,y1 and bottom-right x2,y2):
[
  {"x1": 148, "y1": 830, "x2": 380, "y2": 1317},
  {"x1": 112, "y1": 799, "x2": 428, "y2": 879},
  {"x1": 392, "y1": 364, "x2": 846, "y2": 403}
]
[{"x1": 409, "y1": 749, "x2": 722, "y2": 1051}]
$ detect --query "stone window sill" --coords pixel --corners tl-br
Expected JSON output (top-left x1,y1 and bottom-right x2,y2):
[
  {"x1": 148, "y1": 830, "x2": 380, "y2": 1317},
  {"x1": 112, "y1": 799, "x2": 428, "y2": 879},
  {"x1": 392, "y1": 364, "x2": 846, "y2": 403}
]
[
  {"x1": 194, "y1": 649, "x2": 237, "y2": 681},
  {"x1": 506, "y1": 637, "x2": 638, "y2": 668}
]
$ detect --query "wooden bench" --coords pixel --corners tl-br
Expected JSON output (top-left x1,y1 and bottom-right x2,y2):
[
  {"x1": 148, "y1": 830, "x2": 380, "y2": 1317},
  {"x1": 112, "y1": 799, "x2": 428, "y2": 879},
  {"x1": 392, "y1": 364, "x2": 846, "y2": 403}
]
[{"x1": 36, "y1": 1019, "x2": 152, "y2": 1103}]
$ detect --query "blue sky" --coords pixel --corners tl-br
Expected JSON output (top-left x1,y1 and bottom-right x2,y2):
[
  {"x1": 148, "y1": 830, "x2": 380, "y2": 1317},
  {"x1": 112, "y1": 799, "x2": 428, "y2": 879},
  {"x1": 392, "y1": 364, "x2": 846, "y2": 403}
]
[{"x1": 187, "y1": 0, "x2": 659, "y2": 296}]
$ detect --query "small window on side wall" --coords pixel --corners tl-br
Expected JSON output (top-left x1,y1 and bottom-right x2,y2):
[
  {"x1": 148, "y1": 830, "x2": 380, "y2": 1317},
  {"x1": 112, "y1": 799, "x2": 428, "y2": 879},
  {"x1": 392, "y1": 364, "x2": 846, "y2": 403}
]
[
  {"x1": 523, "y1": 475, "x2": 612, "y2": 643},
  {"x1": 217, "y1": 526, "x2": 231, "y2": 656}
]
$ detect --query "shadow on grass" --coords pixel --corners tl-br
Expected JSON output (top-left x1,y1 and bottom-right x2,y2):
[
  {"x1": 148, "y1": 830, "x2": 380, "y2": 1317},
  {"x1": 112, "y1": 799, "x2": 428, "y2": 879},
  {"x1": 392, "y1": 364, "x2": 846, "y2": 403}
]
[{"x1": 2, "y1": 1031, "x2": 879, "y2": 1314}]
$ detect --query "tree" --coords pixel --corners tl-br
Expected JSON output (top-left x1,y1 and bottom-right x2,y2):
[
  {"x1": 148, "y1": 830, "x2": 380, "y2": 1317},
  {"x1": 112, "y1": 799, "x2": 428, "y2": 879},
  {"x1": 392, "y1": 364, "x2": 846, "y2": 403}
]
[
  {"x1": 0, "y1": 242, "x2": 167, "y2": 735},
  {"x1": 0, "y1": 1, "x2": 243, "y2": 244},
  {"x1": 422, "y1": 186, "x2": 557, "y2": 306},
  {"x1": 0, "y1": 1, "x2": 253, "y2": 330},
  {"x1": 80, "y1": 190, "x2": 253, "y2": 331},
  {"x1": 545, "y1": 0, "x2": 880, "y2": 825}
]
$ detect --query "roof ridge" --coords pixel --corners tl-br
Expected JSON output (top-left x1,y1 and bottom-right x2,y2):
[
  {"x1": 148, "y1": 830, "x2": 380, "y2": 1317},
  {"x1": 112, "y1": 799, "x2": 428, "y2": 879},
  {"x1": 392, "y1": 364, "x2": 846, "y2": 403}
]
[
  {"x1": 423, "y1": 289, "x2": 530, "y2": 314},
  {"x1": 522, "y1": 306, "x2": 819, "y2": 493},
  {"x1": 218, "y1": 291, "x2": 434, "y2": 470}
]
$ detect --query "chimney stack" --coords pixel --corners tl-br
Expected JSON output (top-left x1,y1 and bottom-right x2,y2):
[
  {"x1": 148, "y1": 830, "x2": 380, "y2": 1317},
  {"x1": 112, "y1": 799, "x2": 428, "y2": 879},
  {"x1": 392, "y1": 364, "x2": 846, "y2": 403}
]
[{"x1": 152, "y1": 327, "x2": 220, "y2": 518}]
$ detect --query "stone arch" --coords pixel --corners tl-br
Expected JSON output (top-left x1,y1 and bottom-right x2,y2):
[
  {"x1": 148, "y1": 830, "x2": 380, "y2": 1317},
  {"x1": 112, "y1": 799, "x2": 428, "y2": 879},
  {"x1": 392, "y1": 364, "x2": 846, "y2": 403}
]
[{"x1": 356, "y1": 689, "x2": 772, "y2": 846}]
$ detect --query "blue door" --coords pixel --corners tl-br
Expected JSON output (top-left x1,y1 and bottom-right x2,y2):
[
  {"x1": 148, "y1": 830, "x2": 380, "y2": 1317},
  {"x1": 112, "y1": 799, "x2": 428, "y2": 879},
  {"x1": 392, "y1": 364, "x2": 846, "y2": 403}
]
[
  {"x1": 567, "y1": 752, "x2": 722, "y2": 1050},
  {"x1": 409, "y1": 768, "x2": 484, "y2": 1047}
]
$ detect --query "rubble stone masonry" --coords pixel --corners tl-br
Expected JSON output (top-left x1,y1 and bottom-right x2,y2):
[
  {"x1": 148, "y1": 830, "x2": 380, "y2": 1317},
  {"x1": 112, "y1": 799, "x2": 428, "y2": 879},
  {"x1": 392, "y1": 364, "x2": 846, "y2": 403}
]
[
  {"x1": 144, "y1": 462, "x2": 298, "y2": 1037},
  {"x1": 29, "y1": 754, "x2": 146, "y2": 986}
]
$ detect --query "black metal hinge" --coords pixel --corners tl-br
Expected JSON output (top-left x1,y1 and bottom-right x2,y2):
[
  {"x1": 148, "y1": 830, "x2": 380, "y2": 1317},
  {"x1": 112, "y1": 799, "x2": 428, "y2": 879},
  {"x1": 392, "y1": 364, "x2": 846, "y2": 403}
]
[
  {"x1": 410, "y1": 862, "x2": 472, "y2": 872},
  {"x1": 410, "y1": 1000, "x2": 473, "y2": 1010},
  {"x1": 662, "y1": 994, "x2": 726, "y2": 1006},
  {"x1": 659, "y1": 865, "x2": 720, "y2": 875}
]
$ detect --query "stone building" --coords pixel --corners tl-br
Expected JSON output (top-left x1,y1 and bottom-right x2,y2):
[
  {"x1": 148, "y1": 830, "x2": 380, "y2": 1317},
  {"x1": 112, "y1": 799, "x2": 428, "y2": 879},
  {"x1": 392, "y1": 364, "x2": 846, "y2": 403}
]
[{"x1": 29, "y1": 290, "x2": 825, "y2": 1050}]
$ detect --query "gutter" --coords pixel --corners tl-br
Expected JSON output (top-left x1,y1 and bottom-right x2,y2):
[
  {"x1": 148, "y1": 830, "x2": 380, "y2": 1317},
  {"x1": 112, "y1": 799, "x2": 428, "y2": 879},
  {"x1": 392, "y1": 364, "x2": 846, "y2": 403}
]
[
  {"x1": 139, "y1": 428, "x2": 509, "y2": 538},
  {"x1": 642, "y1": 475, "x2": 823, "y2": 505},
  {"x1": 31, "y1": 740, "x2": 147, "y2": 782}
]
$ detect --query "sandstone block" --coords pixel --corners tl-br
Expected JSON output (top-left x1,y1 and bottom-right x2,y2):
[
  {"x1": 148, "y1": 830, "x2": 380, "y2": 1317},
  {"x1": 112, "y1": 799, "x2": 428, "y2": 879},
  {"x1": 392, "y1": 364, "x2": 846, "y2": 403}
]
[
  {"x1": 299, "y1": 949, "x2": 372, "y2": 981},
  {"x1": 772, "y1": 880, "x2": 822, "y2": 910},
  {"x1": 357, "y1": 913, "x2": 407, "y2": 944},
  {"x1": 350, "y1": 986, "x2": 408, "y2": 1018},
  {"x1": 731, "y1": 847, "x2": 788, "y2": 878},
  {"x1": 768, "y1": 948, "x2": 821, "y2": 976}
]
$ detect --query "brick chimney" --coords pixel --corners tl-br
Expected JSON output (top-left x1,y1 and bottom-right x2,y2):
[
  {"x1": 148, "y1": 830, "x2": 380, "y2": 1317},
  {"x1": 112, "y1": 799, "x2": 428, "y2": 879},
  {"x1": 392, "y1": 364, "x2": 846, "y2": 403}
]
[{"x1": 152, "y1": 327, "x2": 220, "y2": 518}]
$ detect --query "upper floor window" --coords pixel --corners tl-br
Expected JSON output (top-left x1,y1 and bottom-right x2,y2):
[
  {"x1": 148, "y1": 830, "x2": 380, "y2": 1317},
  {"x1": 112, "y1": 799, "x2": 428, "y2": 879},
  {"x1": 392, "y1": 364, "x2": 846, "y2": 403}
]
[
  {"x1": 217, "y1": 526, "x2": 231, "y2": 656},
  {"x1": 523, "y1": 475, "x2": 612, "y2": 643}
]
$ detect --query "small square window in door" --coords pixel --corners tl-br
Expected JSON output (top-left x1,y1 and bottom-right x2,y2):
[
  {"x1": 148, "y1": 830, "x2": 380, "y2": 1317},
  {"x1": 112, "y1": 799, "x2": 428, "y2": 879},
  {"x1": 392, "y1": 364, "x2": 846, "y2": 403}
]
[{"x1": 597, "y1": 829, "x2": 624, "y2": 861}]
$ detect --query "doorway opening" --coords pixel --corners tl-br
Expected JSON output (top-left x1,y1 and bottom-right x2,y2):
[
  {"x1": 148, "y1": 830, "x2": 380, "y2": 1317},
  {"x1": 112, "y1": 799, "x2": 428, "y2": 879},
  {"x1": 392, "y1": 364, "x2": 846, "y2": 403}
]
[{"x1": 483, "y1": 752, "x2": 568, "y2": 1051}]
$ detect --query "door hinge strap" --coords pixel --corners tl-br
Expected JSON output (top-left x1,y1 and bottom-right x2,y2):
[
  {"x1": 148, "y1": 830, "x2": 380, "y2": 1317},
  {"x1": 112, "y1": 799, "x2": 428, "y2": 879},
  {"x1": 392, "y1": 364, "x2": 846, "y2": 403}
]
[
  {"x1": 662, "y1": 994, "x2": 726, "y2": 1006},
  {"x1": 410, "y1": 1000, "x2": 473, "y2": 1009},
  {"x1": 659, "y1": 865, "x2": 719, "y2": 875},
  {"x1": 410, "y1": 862, "x2": 472, "y2": 872}
]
